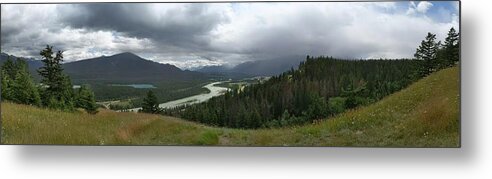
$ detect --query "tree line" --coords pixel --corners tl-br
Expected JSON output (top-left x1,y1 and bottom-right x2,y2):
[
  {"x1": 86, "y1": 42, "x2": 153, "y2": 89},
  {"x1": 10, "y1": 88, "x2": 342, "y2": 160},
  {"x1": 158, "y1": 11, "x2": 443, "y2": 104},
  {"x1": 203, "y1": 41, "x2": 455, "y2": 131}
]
[
  {"x1": 1, "y1": 45, "x2": 98, "y2": 114},
  {"x1": 415, "y1": 27, "x2": 460, "y2": 76},
  {"x1": 161, "y1": 27, "x2": 459, "y2": 129}
]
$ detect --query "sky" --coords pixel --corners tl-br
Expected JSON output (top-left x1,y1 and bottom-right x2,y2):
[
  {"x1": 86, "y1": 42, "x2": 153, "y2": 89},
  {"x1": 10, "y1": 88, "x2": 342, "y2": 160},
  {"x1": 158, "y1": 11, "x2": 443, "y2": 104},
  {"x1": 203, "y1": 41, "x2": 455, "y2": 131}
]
[{"x1": 1, "y1": 1, "x2": 459, "y2": 70}]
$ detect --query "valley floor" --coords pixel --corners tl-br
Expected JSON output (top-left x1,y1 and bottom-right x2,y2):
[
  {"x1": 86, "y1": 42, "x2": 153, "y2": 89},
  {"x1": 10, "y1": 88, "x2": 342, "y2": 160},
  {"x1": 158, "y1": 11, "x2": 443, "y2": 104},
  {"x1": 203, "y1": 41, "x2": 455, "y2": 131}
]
[{"x1": 0, "y1": 67, "x2": 460, "y2": 147}]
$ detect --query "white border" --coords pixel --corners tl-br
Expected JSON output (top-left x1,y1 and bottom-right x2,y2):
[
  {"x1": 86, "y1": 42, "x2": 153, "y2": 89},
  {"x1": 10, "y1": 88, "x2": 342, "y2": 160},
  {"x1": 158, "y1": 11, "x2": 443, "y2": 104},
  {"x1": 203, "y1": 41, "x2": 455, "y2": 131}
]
[{"x1": 2, "y1": 0, "x2": 492, "y2": 178}]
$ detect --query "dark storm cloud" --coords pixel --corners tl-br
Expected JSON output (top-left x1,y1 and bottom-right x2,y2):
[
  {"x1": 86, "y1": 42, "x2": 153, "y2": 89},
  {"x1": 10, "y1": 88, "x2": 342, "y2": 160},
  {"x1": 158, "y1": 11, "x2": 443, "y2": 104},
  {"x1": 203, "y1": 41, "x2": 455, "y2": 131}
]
[
  {"x1": 0, "y1": 27, "x2": 16, "y2": 45},
  {"x1": 60, "y1": 3, "x2": 229, "y2": 51}
]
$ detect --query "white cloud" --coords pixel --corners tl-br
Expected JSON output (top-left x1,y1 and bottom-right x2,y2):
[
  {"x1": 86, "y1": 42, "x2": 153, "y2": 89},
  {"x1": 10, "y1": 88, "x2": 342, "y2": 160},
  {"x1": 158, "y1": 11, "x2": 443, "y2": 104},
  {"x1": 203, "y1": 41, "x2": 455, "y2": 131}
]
[
  {"x1": 407, "y1": 1, "x2": 434, "y2": 15},
  {"x1": 416, "y1": 1, "x2": 433, "y2": 13}
]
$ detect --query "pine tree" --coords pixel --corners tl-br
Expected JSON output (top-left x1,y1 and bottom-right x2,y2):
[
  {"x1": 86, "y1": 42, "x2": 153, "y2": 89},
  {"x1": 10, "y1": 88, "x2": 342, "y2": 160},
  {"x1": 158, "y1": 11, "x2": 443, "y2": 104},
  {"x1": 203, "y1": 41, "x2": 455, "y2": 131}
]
[
  {"x1": 1, "y1": 57, "x2": 41, "y2": 106},
  {"x1": 75, "y1": 85, "x2": 98, "y2": 114},
  {"x1": 443, "y1": 27, "x2": 460, "y2": 67},
  {"x1": 141, "y1": 90, "x2": 160, "y2": 114},
  {"x1": 1, "y1": 58, "x2": 16, "y2": 101},
  {"x1": 414, "y1": 32, "x2": 439, "y2": 76},
  {"x1": 11, "y1": 59, "x2": 41, "y2": 106},
  {"x1": 2, "y1": 57, "x2": 17, "y2": 80},
  {"x1": 37, "y1": 45, "x2": 74, "y2": 110},
  {"x1": 1, "y1": 70, "x2": 9, "y2": 101},
  {"x1": 60, "y1": 74, "x2": 75, "y2": 110}
]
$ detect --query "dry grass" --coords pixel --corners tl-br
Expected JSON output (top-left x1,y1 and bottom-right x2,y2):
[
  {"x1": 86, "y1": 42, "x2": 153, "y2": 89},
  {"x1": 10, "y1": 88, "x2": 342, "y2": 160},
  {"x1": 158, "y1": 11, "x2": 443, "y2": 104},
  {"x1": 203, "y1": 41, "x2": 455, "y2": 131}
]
[{"x1": 1, "y1": 67, "x2": 459, "y2": 147}]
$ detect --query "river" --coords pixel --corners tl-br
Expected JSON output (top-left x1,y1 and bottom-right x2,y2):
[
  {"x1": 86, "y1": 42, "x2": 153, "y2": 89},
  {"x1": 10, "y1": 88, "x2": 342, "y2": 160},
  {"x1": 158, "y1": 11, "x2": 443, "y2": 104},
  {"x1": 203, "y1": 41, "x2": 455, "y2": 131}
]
[{"x1": 126, "y1": 81, "x2": 229, "y2": 112}]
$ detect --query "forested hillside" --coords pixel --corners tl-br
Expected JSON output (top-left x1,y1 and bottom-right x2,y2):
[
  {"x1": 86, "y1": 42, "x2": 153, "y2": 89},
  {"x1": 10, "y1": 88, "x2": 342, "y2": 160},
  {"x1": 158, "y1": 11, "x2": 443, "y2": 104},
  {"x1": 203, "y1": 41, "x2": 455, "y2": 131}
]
[{"x1": 165, "y1": 57, "x2": 422, "y2": 128}]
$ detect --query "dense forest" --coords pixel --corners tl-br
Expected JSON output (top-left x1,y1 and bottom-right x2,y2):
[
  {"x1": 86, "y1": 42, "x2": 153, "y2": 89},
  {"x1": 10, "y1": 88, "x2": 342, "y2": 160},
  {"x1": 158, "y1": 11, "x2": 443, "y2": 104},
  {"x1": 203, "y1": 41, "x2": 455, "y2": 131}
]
[{"x1": 163, "y1": 28, "x2": 460, "y2": 129}]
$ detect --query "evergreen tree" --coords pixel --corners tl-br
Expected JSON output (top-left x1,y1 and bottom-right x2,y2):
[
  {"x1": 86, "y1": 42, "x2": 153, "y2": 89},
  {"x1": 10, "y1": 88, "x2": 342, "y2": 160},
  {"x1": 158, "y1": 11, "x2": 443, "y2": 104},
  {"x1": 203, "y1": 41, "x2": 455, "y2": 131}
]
[
  {"x1": 1, "y1": 70, "x2": 9, "y2": 101},
  {"x1": 37, "y1": 45, "x2": 74, "y2": 110},
  {"x1": 75, "y1": 85, "x2": 98, "y2": 114},
  {"x1": 1, "y1": 57, "x2": 41, "y2": 106},
  {"x1": 443, "y1": 27, "x2": 460, "y2": 67},
  {"x1": 342, "y1": 82, "x2": 368, "y2": 109},
  {"x1": 11, "y1": 59, "x2": 41, "y2": 106},
  {"x1": 305, "y1": 94, "x2": 329, "y2": 119},
  {"x1": 141, "y1": 90, "x2": 160, "y2": 113},
  {"x1": 414, "y1": 32, "x2": 439, "y2": 76},
  {"x1": 1, "y1": 58, "x2": 15, "y2": 101},
  {"x1": 2, "y1": 57, "x2": 17, "y2": 80},
  {"x1": 61, "y1": 75, "x2": 75, "y2": 110}
]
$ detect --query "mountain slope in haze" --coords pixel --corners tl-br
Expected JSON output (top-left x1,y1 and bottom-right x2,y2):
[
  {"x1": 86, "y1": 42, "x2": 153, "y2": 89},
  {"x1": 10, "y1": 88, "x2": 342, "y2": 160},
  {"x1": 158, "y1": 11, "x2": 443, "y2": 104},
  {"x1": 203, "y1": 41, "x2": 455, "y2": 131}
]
[
  {"x1": 0, "y1": 53, "x2": 43, "y2": 68},
  {"x1": 62, "y1": 52, "x2": 206, "y2": 83},
  {"x1": 0, "y1": 52, "x2": 44, "y2": 79},
  {"x1": 196, "y1": 65, "x2": 231, "y2": 73},
  {"x1": 196, "y1": 55, "x2": 306, "y2": 77},
  {"x1": 196, "y1": 65, "x2": 252, "y2": 80},
  {"x1": 1, "y1": 67, "x2": 459, "y2": 147},
  {"x1": 231, "y1": 55, "x2": 305, "y2": 76}
]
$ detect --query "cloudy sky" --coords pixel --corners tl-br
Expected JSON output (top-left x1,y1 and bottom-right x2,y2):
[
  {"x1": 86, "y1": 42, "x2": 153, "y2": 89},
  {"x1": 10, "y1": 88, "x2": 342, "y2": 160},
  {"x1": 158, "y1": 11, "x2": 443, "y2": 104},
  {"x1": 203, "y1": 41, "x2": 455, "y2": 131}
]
[{"x1": 1, "y1": 1, "x2": 459, "y2": 69}]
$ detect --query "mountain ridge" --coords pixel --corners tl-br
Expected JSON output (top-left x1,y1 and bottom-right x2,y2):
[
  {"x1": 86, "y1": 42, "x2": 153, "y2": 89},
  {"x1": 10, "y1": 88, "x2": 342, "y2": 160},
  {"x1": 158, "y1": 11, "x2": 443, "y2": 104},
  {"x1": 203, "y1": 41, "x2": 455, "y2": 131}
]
[{"x1": 1, "y1": 52, "x2": 208, "y2": 83}]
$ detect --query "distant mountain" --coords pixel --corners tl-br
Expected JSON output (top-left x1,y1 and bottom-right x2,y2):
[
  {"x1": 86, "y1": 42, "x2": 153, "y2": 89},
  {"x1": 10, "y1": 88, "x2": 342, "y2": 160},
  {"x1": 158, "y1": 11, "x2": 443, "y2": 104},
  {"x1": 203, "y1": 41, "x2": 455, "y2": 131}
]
[
  {"x1": 1, "y1": 52, "x2": 208, "y2": 83},
  {"x1": 62, "y1": 52, "x2": 206, "y2": 83},
  {"x1": 195, "y1": 55, "x2": 306, "y2": 77},
  {"x1": 2, "y1": 52, "x2": 304, "y2": 83}
]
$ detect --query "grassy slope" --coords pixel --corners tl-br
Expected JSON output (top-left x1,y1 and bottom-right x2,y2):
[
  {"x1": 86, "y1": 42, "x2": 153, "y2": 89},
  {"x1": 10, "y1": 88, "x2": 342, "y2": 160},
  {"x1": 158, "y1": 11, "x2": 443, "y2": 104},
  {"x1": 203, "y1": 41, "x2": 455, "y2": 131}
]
[{"x1": 1, "y1": 67, "x2": 460, "y2": 147}]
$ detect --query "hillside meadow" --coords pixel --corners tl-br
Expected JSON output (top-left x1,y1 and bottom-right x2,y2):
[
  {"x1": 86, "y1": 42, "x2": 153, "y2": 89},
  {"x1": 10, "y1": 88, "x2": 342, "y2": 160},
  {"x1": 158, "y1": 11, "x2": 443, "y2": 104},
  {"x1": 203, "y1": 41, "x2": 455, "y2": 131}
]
[{"x1": 0, "y1": 67, "x2": 459, "y2": 147}]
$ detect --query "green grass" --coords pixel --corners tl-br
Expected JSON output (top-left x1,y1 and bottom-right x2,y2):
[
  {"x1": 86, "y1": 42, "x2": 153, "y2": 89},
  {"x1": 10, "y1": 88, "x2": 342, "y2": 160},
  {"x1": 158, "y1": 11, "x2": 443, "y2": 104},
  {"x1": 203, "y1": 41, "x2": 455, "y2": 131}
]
[{"x1": 1, "y1": 67, "x2": 459, "y2": 147}]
